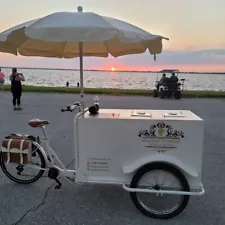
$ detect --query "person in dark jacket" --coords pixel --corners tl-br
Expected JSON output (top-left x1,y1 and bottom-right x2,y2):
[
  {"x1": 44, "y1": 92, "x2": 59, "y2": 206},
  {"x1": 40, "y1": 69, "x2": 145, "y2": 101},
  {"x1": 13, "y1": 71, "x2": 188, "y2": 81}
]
[
  {"x1": 10, "y1": 68, "x2": 25, "y2": 110},
  {"x1": 159, "y1": 73, "x2": 167, "y2": 84},
  {"x1": 170, "y1": 72, "x2": 178, "y2": 83}
]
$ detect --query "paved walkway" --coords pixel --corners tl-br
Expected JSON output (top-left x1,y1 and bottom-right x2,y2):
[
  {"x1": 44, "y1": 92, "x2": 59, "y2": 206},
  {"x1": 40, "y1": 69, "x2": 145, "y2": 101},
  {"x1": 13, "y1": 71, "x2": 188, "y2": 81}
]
[{"x1": 0, "y1": 92, "x2": 224, "y2": 225}]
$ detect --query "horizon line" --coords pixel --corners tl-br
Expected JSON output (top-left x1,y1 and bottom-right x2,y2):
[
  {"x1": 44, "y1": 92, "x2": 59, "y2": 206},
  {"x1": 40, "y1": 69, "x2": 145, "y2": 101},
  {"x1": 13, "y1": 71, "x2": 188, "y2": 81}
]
[{"x1": 0, "y1": 66, "x2": 224, "y2": 74}]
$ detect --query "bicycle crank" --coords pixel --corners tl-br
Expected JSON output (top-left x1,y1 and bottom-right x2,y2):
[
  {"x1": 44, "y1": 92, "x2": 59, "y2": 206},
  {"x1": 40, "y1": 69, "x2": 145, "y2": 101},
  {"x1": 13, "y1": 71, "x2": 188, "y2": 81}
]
[{"x1": 48, "y1": 167, "x2": 62, "y2": 189}]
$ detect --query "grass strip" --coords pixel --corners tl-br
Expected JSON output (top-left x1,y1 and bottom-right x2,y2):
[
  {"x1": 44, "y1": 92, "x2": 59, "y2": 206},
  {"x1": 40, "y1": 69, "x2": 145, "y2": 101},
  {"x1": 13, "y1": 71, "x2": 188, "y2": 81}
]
[{"x1": 2, "y1": 85, "x2": 225, "y2": 98}]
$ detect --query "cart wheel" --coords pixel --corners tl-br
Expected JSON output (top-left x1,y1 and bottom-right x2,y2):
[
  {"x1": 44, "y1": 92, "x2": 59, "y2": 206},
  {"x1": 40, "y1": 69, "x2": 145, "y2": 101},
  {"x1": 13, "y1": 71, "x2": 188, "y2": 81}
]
[
  {"x1": 130, "y1": 163, "x2": 190, "y2": 219},
  {"x1": 0, "y1": 144, "x2": 46, "y2": 184}
]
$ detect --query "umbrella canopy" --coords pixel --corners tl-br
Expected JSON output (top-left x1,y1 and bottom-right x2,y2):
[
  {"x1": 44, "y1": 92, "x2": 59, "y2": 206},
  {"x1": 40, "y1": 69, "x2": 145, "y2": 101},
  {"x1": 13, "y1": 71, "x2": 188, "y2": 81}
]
[
  {"x1": 0, "y1": 7, "x2": 168, "y2": 58},
  {"x1": 0, "y1": 6, "x2": 169, "y2": 110}
]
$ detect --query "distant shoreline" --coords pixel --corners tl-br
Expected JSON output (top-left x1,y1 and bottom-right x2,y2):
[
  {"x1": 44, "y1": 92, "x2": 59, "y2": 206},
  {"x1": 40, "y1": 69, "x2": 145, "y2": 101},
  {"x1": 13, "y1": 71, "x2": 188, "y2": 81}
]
[
  {"x1": 2, "y1": 85, "x2": 225, "y2": 98},
  {"x1": 1, "y1": 66, "x2": 224, "y2": 75}
]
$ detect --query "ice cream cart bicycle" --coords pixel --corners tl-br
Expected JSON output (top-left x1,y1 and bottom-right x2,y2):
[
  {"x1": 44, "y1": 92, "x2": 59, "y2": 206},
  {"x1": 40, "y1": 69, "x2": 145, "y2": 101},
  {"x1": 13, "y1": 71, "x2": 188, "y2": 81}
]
[
  {"x1": 0, "y1": 6, "x2": 205, "y2": 220},
  {"x1": 0, "y1": 101, "x2": 205, "y2": 220}
]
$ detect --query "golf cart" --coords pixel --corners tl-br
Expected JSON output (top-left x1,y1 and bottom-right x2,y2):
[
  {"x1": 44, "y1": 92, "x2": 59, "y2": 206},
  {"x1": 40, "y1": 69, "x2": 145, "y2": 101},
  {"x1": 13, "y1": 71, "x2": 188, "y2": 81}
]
[{"x1": 153, "y1": 69, "x2": 185, "y2": 99}]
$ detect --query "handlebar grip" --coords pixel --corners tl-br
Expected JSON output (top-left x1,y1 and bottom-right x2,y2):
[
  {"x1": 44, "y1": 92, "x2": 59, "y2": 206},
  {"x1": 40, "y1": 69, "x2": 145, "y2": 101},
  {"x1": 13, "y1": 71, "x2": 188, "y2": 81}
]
[
  {"x1": 61, "y1": 104, "x2": 78, "y2": 112},
  {"x1": 61, "y1": 108, "x2": 67, "y2": 112},
  {"x1": 61, "y1": 105, "x2": 71, "y2": 112}
]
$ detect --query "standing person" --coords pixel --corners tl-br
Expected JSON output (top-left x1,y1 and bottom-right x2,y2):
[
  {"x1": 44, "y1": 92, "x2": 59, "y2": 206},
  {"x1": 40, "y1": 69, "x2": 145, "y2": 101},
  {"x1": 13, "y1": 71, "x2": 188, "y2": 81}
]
[
  {"x1": 10, "y1": 68, "x2": 25, "y2": 110},
  {"x1": 0, "y1": 68, "x2": 5, "y2": 91}
]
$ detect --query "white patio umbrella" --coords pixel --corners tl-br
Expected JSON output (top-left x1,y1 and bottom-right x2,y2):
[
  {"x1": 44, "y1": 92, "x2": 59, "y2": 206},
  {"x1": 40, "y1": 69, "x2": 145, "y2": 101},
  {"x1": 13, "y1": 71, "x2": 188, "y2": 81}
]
[{"x1": 0, "y1": 6, "x2": 169, "y2": 109}]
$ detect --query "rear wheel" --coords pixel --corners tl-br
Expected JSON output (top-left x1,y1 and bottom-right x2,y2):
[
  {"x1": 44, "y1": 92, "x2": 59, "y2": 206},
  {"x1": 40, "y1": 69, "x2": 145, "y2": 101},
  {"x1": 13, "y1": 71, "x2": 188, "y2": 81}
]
[
  {"x1": 0, "y1": 144, "x2": 46, "y2": 184},
  {"x1": 130, "y1": 163, "x2": 190, "y2": 219}
]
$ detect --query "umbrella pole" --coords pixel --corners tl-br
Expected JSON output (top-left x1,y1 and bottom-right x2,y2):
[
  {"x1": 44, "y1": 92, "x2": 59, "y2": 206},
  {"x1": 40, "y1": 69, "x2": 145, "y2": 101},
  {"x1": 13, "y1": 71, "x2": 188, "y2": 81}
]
[{"x1": 79, "y1": 41, "x2": 84, "y2": 112}]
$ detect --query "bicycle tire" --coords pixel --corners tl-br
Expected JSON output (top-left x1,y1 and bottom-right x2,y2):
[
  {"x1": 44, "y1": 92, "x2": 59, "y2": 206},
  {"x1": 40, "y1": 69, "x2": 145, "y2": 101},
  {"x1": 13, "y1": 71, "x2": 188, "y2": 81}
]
[
  {"x1": 0, "y1": 145, "x2": 46, "y2": 184},
  {"x1": 130, "y1": 163, "x2": 190, "y2": 219}
]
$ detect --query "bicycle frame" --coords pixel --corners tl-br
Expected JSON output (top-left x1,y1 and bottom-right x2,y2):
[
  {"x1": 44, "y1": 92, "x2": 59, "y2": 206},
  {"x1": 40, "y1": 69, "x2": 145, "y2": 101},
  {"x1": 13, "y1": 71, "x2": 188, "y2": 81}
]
[{"x1": 26, "y1": 107, "x2": 89, "y2": 180}]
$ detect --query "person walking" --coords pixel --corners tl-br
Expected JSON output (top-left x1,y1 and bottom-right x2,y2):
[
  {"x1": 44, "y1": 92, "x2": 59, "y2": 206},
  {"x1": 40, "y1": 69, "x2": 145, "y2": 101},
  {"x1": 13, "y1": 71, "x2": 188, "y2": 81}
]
[
  {"x1": 0, "y1": 68, "x2": 5, "y2": 91},
  {"x1": 10, "y1": 68, "x2": 25, "y2": 110}
]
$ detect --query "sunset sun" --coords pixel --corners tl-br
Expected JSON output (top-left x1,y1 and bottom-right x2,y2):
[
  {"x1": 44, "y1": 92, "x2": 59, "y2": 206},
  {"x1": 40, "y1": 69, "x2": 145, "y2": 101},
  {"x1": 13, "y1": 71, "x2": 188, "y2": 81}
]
[{"x1": 111, "y1": 67, "x2": 115, "y2": 71}]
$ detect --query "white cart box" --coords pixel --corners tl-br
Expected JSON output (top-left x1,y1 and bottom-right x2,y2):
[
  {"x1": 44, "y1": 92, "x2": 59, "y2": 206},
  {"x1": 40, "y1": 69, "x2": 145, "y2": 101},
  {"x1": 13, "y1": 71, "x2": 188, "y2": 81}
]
[{"x1": 75, "y1": 109, "x2": 204, "y2": 191}]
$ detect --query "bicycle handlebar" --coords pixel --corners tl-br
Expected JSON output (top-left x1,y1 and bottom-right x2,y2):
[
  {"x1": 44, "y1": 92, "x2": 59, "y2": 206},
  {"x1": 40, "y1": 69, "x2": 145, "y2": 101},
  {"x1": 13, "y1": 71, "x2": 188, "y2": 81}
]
[
  {"x1": 61, "y1": 102, "x2": 81, "y2": 112},
  {"x1": 61, "y1": 102, "x2": 100, "y2": 115}
]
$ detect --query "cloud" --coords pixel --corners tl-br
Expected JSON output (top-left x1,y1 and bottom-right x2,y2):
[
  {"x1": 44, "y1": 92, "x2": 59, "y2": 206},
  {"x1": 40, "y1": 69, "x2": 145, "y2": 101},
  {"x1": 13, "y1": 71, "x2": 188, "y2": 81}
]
[
  {"x1": 117, "y1": 49, "x2": 225, "y2": 66},
  {"x1": 0, "y1": 49, "x2": 225, "y2": 71}
]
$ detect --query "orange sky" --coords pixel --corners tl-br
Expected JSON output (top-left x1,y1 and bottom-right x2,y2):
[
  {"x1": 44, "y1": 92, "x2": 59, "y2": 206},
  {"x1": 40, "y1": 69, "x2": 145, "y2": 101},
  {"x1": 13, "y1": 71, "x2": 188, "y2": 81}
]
[
  {"x1": 0, "y1": 0, "x2": 225, "y2": 72},
  {"x1": 0, "y1": 52, "x2": 225, "y2": 72},
  {"x1": 99, "y1": 64, "x2": 225, "y2": 73}
]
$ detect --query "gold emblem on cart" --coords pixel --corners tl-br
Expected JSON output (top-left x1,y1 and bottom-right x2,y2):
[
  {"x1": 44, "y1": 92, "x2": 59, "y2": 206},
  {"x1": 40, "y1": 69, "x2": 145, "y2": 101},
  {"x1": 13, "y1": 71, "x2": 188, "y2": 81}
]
[
  {"x1": 138, "y1": 122, "x2": 184, "y2": 152},
  {"x1": 138, "y1": 122, "x2": 184, "y2": 139}
]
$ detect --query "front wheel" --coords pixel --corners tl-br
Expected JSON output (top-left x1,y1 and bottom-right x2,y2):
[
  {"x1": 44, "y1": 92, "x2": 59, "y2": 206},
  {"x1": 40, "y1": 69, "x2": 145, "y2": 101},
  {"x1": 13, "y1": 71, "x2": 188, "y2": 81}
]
[
  {"x1": 0, "y1": 144, "x2": 46, "y2": 184},
  {"x1": 130, "y1": 163, "x2": 190, "y2": 219}
]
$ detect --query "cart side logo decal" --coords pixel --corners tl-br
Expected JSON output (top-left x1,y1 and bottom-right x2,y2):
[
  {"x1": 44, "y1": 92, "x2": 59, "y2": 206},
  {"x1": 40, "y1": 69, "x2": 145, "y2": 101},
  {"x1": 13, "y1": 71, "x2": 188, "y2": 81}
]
[
  {"x1": 138, "y1": 122, "x2": 184, "y2": 139},
  {"x1": 138, "y1": 122, "x2": 184, "y2": 152}
]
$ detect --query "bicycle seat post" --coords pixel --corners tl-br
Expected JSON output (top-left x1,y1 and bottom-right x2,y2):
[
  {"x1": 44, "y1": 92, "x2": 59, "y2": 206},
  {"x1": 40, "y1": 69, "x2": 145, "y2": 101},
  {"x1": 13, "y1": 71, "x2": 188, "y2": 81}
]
[{"x1": 41, "y1": 126, "x2": 48, "y2": 140}]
